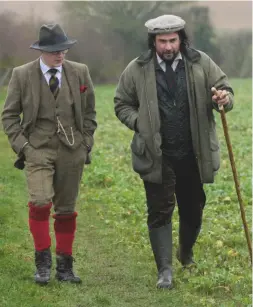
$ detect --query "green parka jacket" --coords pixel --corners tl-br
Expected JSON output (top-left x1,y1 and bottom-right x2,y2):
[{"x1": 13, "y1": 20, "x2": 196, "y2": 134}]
[{"x1": 114, "y1": 48, "x2": 234, "y2": 184}]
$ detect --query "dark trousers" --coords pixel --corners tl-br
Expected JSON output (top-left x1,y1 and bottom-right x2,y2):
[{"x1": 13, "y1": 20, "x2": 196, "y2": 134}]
[{"x1": 144, "y1": 153, "x2": 206, "y2": 251}]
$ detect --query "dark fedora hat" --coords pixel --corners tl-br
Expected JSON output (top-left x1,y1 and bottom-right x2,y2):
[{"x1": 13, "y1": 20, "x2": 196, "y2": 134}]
[{"x1": 30, "y1": 24, "x2": 77, "y2": 52}]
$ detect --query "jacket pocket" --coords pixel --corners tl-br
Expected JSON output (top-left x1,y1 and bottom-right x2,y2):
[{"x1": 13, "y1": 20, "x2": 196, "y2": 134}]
[{"x1": 130, "y1": 133, "x2": 153, "y2": 175}]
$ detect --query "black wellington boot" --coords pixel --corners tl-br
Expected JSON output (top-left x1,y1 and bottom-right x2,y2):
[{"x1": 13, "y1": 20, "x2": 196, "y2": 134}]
[
  {"x1": 34, "y1": 248, "x2": 52, "y2": 285},
  {"x1": 176, "y1": 221, "x2": 200, "y2": 267},
  {"x1": 55, "y1": 254, "x2": 82, "y2": 283},
  {"x1": 149, "y1": 223, "x2": 173, "y2": 289}
]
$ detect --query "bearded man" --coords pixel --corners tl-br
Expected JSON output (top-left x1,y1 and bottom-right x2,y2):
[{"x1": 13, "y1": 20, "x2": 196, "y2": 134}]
[{"x1": 114, "y1": 15, "x2": 234, "y2": 289}]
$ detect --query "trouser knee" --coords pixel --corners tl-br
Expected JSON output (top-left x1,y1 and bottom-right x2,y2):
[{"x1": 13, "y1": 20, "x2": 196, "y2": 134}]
[{"x1": 147, "y1": 208, "x2": 174, "y2": 230}]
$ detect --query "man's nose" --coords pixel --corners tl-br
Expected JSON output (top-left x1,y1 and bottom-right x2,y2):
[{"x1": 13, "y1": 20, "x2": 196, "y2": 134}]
[{"x1": 165, "y1": 43, "x2": 172, "y2": 51}]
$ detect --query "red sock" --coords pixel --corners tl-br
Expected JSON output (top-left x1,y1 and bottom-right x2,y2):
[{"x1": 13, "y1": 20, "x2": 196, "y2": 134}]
[
  {"x1": 28, "y1": 202, "x2": 52, "y2": 251},
  {"x1": 53, "y1": 212, "x2": 77, "y2": 256}
]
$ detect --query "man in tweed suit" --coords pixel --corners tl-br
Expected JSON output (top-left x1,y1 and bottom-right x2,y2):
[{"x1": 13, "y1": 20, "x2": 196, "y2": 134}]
[{"x1": 1, "y1": 24, "x2": 97, "y2": 284}]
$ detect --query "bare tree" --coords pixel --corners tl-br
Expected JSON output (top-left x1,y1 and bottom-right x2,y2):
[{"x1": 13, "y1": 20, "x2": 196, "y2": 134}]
[{"x1": 60, "y1": 1, "x2": 190, "y2": 82}]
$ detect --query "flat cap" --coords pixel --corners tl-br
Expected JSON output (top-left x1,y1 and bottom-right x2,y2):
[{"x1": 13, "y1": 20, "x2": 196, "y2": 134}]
[{"x1": 145, "y1": 14, "x2": 185, "y2": 34}]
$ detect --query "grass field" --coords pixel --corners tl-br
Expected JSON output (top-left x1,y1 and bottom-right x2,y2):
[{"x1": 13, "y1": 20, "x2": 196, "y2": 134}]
[{"x1": 0, "y1": 79, "x2": 252, "y2": 307}]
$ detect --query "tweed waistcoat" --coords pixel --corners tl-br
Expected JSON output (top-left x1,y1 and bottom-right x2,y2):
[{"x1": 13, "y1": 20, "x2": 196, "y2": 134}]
[
  {"x1": 28, "y1": 69, "x2": 83, "y2": 149},
  {"x1": 155, "y1": 57, "x2": 193, "y2": 159}
]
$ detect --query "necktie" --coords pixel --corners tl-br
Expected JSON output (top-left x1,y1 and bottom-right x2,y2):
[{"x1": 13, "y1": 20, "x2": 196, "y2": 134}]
[
  {"x1": 48, "y1": 68, "x2": 59, "y2": 98},
  {"x1": 165, "y1": 61, "x2": 177, "y2": 98}
]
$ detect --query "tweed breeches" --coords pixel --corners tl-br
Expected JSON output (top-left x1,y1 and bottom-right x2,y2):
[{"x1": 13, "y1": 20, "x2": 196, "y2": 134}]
[{"x1": 24, "y1": 136, "x2": 87, "y2": 214}]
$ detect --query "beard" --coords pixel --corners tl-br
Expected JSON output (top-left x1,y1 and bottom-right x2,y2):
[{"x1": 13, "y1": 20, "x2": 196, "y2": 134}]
[{"x1": 158, "y1": 50, "x2": 179, "y2": 63}]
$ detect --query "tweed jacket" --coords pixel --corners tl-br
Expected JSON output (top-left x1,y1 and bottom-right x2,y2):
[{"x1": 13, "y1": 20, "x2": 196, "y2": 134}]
[{"x1": 1, "y1": 59, "x2": 97, "y2": 168}]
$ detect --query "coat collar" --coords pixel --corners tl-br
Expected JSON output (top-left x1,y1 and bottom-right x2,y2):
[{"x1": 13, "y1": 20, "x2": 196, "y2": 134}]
[{"x1": 136, "y1": 47, "x2": 201, "y2": 66}]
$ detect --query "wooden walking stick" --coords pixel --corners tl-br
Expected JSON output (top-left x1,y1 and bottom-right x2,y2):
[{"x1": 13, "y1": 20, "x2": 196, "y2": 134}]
[{"x1": 211, "y1": 87, "x2": 252, "y2": 264}]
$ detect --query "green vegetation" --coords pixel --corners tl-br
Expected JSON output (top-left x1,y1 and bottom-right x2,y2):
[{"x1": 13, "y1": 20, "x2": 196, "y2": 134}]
[{"x1": 0, "y1": 79, "x2": 251, "y2": 306}]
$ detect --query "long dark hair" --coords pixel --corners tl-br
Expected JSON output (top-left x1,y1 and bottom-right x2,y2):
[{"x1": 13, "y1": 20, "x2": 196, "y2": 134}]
[{"x1": 147, "y1": 29, "x2": 190, "y2": 54}]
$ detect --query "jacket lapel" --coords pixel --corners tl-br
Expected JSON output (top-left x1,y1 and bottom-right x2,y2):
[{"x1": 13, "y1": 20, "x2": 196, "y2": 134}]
[
  {"x1": 28, "y1": 59, "x2": 41, "y2": 125},
  {"x1": 63, "y1": 60, "x2": 83, "y2": 132}
]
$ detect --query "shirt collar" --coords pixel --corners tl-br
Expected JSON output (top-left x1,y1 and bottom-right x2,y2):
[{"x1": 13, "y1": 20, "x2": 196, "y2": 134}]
[
  {"x1": 156, "y1": 52, "x2": 182, "y2": 66},
  {"x1": 40, "y1": 57, "x2": 62, "y2": 75}
]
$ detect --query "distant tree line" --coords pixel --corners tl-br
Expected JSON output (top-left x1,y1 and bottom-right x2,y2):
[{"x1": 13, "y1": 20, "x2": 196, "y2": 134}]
[{"x1": 0, "y1": 2, "x2": 251, "y2": 84}]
